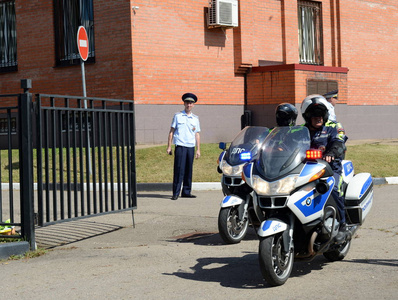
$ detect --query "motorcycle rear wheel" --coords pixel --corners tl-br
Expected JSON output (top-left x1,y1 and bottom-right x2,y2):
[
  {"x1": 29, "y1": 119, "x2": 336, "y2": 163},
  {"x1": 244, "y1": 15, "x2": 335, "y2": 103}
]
[
  {"x1": 258, "y1": 234, "x2": 294, "y2": 286},
  {"x1": 323, "y1": 239, "x2": 351, "y2": 261},
  {"x1": 218, "y1": 206, "x2": 248, "y2": 244}
]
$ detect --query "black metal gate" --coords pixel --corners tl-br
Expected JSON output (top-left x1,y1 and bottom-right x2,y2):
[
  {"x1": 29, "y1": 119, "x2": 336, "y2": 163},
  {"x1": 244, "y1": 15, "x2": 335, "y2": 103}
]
[{"x1": 0, "y1": 80, "x2": 137, "y2": 250}]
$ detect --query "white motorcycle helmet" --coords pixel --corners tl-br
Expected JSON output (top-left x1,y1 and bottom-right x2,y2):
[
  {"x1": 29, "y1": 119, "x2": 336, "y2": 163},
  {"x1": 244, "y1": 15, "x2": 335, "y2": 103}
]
[{"x1": 301, "y1": 94, "x2": 330, "y2": 125}]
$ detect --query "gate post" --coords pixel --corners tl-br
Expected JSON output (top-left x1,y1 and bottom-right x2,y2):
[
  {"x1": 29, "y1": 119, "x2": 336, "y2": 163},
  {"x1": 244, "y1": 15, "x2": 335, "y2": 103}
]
[{"x1": 19, "y1": 79, "x2": 36, "y2": 250}]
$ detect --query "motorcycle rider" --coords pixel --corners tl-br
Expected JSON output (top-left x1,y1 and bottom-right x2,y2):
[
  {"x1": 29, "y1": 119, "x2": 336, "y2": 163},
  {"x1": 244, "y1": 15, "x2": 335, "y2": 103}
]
[
  {"x1": 301, "y1": 95, "x2": 348, "y2": 242},
  {"x1": 275, "y1": 103, "x2": 298, "y2": 127}
]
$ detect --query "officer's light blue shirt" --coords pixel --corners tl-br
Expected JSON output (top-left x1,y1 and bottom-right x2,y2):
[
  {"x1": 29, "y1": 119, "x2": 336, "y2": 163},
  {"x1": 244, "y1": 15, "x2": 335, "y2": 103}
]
[{"x1": 171, "y1": 110, "x2": 200, "y2": 147}]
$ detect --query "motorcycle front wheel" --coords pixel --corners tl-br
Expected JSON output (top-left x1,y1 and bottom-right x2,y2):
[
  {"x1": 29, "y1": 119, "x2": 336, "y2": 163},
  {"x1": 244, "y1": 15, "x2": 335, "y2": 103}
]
[
  {"x1": 258, "y1": 234, "x2": 294, "y2": 286},
  {"x1": 218, "y1": 206, "x2": 249, "y2": 244}
]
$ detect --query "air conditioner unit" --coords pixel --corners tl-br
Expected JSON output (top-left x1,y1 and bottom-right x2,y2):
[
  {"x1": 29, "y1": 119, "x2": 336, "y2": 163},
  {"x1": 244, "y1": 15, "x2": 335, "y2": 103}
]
[{"x1": 208, "y1": 0, "x2": 239, "y2": 28}]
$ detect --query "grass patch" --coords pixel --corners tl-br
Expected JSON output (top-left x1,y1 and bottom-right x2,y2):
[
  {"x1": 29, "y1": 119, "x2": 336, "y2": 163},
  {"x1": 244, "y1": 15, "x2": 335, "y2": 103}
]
[
  {"x1": 135, "y1": 144, "x2": 222, "y2": 183},
  {"x1": 345, "y1": 143, "x2": 398, "y2": 178},
  {"x1": 8, "y1": 248, "x2": 49, "y2": 260}
]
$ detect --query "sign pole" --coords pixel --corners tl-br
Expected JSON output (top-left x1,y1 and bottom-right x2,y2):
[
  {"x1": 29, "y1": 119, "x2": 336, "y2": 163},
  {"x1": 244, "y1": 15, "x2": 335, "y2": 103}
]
[
  {"x1": 81, "y1": 60, "x2": 87, "y2": 104},
  {"x1": 77, "y1": 26, "x2": 92, "y2": 174}
]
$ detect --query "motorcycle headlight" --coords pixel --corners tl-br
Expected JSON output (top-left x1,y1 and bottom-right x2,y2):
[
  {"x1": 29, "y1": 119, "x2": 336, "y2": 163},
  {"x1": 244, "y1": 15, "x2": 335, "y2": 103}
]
[
  {"x1": 220, "y1": 160, "x2": 245, "y2": 176},
  {"x1": 252, "y1": 174, "x2": 299, "y2": 195}
]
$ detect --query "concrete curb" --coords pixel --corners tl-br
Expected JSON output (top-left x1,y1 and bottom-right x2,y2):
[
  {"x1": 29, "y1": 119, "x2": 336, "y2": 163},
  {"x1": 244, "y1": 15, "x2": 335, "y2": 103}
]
[{"x1": 0, "y1": 241, "x2": 30, "y2": 260}]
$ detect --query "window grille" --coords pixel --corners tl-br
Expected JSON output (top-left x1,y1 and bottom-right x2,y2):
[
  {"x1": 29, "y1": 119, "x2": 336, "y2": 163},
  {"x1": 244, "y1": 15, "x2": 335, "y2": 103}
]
[
  {"x1": 0, "y1": 1, "x2": 17, "y2": 72},
  {"x1": 298, "y1": 0, "x2": 323, "y2": 65},
  {"x1": 54, "y1": 0, "x2": 95, "y2": 66}
]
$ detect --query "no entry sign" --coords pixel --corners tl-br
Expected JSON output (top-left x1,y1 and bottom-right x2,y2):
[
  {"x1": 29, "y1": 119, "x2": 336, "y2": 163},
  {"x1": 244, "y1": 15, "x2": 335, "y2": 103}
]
[{"x1": 77, "y1": 26, "x2": 89, "y2": 61}]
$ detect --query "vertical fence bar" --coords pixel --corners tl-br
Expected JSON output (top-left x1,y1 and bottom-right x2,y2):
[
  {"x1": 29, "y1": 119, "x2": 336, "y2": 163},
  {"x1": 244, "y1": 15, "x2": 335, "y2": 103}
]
[
  {"x1": 129, "y1": 102, "x2": 137, "y2": 209},
  {"x1": 103, "y1": 103, "x2": 109, "y2": 211},
  {"x1": 121, "y1": 105, "x2": 127, "y2": 208},
  {"x1": 19, "y1": 80, "x2": 35, "y2": 250},
  {"x1": 7, "y1": 109, "x2": 14, "y2": 222},
  {"x1": 51, "y1": 97, "x2": 57, "y2": 221},
  {"x1": 73, "y1": 110, "x2": 78, "y2": 217},
  {"x1": 116, "y1": 111, "x2": 121, "y2": 209},
  {"x1": 58, "y1": 109, "x2": 65, "y2": 219},
  {"x1": 65, "y1": 98, "x2": 72, "y2": 218},
  {"x1": 78, "y1": 99, "x2": 85, "y2": 216},
  {"x1": 36, "y1": 95, "x2": 44, "y2": 226},
  {"x1": 90, "y1": 100, "x2": 97, "y2": 214},
  {"x1": 85, "y1": 108, "x2": 91, "y2": 215},
  {"x1": 97, "y1": 110, "x2": 103, "y2": 212},
  {"x1": 109, "y1": 113, "x2": 114, "y2": 210},
  {"x1": 44, "y1": 109, "x2": 50, "y2": 222}
]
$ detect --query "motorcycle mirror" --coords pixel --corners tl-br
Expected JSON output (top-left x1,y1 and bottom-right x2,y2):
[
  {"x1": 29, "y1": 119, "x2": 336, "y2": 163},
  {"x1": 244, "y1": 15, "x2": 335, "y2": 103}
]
[{"x1": 219, "y1": 142, "x2": 226, "y2": 150}]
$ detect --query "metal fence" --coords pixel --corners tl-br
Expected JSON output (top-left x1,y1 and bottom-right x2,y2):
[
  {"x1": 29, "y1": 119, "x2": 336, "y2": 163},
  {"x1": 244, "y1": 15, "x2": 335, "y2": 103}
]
[{"x1": 0, "y1": 82, "x2": 137, "y2": 249}]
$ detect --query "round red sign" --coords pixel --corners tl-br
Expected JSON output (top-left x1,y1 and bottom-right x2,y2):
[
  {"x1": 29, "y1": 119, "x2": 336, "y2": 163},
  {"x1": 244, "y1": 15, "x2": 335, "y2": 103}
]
[{"x1": 77, "y1": 26, "x2": 89, "y2": 61}]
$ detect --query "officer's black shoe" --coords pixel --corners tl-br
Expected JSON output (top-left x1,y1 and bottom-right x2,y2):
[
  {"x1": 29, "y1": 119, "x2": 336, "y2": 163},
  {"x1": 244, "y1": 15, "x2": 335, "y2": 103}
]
[
  {"x1": 171, "y1": 195, "x2": 179, "y2": 200},
  {"x1": 335, "y1": 223, "x2": 348, "y2": 244}
]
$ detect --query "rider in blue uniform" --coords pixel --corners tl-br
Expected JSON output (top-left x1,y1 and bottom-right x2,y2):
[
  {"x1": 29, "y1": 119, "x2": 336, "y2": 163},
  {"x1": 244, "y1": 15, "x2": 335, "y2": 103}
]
[{"x1": 301, "y1": 95, "x2": 348, "y2": 241}]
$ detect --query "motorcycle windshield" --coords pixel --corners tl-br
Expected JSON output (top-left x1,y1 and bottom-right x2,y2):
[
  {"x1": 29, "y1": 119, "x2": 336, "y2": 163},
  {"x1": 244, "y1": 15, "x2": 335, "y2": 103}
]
[
  {"x1": 226, "y1": 126, "x2": 269, "y2": 165},
  {"x1": 258, "y1": 126, "x2": 311, "y2": 179}
]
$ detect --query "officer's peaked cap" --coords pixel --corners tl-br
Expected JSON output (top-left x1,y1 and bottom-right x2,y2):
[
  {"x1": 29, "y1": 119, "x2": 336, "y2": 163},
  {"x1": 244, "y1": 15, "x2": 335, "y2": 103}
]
[
  {"x1": 182, "y1": 93, "x2": 197, "y2": 103},
  {"x1": 323, "y1": 89, "x2": 338, "y2": 99}
]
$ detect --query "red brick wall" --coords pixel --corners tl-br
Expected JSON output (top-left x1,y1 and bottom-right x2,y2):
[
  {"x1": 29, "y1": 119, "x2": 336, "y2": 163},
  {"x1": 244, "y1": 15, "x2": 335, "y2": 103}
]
[
  {"x1": 0, "y1": 0, "x2": 135, "y2": 101},
  {"x1": 0, "y1": 0, "x2": 397, "y2": 117},
  {"x1": 130, "y1": 0, "x2": 244, "y2": 105},
  {"x1": 340, "y1": 1, "x2": 398, "y2": 105}
]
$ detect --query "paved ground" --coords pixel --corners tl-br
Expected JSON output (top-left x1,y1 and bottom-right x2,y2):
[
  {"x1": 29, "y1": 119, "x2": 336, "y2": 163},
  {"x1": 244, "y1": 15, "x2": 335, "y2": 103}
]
[{"x1": 1, "y1": 185, "x2": 397, "y2": 299}]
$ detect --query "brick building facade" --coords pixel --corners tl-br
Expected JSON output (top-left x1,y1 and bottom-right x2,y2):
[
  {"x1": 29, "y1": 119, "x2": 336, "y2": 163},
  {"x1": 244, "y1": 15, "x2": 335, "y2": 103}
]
[{"x1": 1, "y1": 0, "x2": 397, "y2": 144}]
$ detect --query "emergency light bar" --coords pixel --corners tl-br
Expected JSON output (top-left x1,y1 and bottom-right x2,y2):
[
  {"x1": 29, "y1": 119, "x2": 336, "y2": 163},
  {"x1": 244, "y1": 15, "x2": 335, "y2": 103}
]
[
  {"x1": 306, "y1": 149, "x2": 323, "y2": 160},
  {"x1": 240, "y1": 152, "x2": 251, "y2": 161}
]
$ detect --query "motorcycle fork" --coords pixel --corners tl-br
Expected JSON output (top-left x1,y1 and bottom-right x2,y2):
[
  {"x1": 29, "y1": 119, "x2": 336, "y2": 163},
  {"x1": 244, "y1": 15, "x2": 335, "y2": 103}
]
[
  {"x1": 237, "y1": 195, "x2": 250, "y2": 221},
  {"x1": 282, "y1": 213, "x2": 295, "y2": 254}
]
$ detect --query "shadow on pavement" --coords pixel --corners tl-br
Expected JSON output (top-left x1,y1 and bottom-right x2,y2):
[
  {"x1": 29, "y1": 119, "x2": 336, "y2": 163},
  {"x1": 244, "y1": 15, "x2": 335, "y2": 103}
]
[
  {"x1": 35, "y1": 220, "x2": 123, "y2": 249},
  {"x1": 168, "y1": 229, "x2": 259, "y2": 246},
  {"x1": 345, "y1": 258, "x2": 398, "y2": 268},
  {"x1": 164, "y1": 253, "x2": 329, "y2": 289},
  {"x1": 137, "y1": 193, "x2": 172, "y2": 199}
]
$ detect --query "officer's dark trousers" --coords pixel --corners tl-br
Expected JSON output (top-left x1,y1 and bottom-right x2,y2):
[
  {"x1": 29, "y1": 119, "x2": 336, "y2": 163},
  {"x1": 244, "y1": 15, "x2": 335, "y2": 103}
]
[
  {"x1": 332, "y1": 172, "x2": 346, "y2": 224},
  {"x1": 173, "y1": 145, "x2": 195, "y2": 197}
]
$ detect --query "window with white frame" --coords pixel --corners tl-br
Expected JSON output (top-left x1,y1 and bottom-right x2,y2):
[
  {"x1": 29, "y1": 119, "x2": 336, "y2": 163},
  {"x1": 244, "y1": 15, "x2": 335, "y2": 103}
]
[
  {"x1": 54, "y1": 0, "x2": 95, "y2": 66},
  {"x1": 298, "y1": 0, "x2": 323, "y2": 65},
  {"x1": 0, "y1": 0, "x2": 17, "y2": 72}
]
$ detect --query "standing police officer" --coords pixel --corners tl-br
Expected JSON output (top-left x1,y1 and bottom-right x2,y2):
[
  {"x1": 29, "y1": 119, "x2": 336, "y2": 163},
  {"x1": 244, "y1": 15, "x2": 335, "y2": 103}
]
[{"x1": 167, "y1": 93, "x2": 201, "y2": 200}]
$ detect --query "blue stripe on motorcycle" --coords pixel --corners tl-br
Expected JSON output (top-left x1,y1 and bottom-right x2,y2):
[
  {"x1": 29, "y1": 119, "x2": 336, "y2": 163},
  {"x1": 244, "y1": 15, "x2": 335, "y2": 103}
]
[
  {"x1": 218, "y1": 151, "x2": 225, "y2": 163},
  {"x1": 294, "y1": 177, "x2": 335, "y2": 217},
  {"x1": 243, "y1": 162, "x2": 252, "y2": 179},
  {"x1": 262, "y1": 220, "x2": 272, "y2": 231},
  {"x1": 359, "y1": 175, "x2": 372, "y2": 198},
  {"x1": 222, "y1": 195, "x2": 231, "y2": 204},
  {"x1": 343, "y1": 161, "x2": 354, "y2": 176},
  {"x1": 299, "y1": 162, "x2": 320, "y2": 177}
]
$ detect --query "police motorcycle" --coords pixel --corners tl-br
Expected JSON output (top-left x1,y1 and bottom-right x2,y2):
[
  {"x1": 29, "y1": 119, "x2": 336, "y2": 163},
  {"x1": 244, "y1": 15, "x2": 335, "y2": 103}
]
[
  {"x1": 241, "y1": 126, "x2": 373, "y2": 286},
  {"x1": 217, "y1": 126, "x2": 269, "y2": 244}
]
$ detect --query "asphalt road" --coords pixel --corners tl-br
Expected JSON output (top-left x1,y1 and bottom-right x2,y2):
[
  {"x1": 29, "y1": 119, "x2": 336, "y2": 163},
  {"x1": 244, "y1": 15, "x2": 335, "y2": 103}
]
[{"x1": 2, "y1": 185, "x2": 397, "y2": 299}]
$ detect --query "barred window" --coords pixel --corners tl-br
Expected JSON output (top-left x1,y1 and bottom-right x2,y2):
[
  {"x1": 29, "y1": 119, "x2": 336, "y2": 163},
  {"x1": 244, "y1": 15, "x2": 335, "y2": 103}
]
[
  {"x1": 54, "y1": 0, "x2": 95, "y2": 66},
  {"x1": 0, "y1": 0, "x2": 17, "y2": 72},
  {"x1": 298, "y1": 1, "x2": 323, "y2": 65}
]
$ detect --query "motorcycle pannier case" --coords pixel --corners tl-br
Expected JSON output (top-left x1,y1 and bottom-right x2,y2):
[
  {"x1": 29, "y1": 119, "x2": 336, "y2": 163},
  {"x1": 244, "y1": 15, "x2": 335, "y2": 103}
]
[{"x1": 344, "y1": 173, "x2": 373, "y2": 225}]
